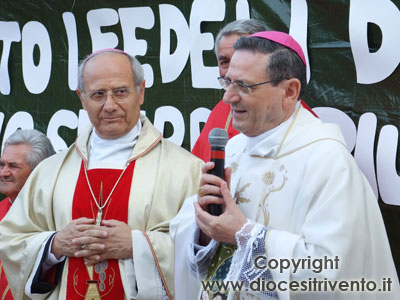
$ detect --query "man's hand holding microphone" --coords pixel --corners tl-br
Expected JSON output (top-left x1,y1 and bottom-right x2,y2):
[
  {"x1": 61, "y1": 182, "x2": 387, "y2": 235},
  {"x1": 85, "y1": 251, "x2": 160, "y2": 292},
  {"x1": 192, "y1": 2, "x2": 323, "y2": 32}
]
[{"x1": 194, "y1": 128, "x2": 247, "y2": 246}]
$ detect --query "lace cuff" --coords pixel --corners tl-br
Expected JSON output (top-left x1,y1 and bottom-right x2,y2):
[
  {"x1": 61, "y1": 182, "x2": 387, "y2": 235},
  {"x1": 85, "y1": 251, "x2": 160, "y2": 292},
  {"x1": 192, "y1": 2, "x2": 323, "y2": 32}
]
[
  {"x1": 235, "y1": 219, "x2": 260, "y2": 250},
  {"x1": 227, "y1": 219, "x2": 264, "y2": 281},
  {"x1": 227, "y1": 221, "x2": 278, "y2": 298},
  {"x1": 186, "y1": 223, "x2": 219, "y2": 279}
]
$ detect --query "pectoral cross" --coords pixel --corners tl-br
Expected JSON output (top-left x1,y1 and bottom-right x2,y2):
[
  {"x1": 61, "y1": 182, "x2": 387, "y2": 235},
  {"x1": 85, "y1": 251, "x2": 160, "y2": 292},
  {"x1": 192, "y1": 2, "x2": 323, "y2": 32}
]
[
  {"x1": 95, "y1": 182, "x2": 103, "y2": 226},
  {"x1": 96, "y1": 208, "x2": 102, "y2": 226}
]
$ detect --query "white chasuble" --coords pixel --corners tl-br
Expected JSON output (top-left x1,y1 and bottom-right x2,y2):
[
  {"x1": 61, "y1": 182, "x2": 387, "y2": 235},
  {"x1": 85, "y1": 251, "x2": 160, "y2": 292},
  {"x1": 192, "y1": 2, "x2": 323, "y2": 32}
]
[{"x1": 188, "y1": 105, "x2": 400, "y2": 300}]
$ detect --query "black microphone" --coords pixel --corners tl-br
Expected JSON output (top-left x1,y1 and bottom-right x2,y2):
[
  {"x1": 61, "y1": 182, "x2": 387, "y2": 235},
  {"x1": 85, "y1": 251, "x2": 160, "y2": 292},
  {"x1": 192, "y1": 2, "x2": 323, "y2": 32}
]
[{"x1": 208, "y1": 128, "x2": 229, "y2": 216}]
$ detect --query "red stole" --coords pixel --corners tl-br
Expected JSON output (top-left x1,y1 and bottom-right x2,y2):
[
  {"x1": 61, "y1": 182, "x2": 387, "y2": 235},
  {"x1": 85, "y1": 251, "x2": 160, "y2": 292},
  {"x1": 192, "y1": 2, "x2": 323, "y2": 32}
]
[
  {"x1": 0, "y1": 198, "x2": 11, "y2": 220},
  {"x1": 66, "y1": 161, "x2": 135, "y2": 299},
  {"x1": 0, "y1": 261, "x2": 13, "y2": 300}
]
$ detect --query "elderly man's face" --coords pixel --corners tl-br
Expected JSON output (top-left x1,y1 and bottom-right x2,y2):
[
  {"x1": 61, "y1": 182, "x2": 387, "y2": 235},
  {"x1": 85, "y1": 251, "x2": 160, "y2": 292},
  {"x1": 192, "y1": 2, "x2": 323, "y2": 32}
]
[
  {"x1": 78, "y1": 52, "x2": 145, "y2": 139},
  {"x1": 217, "y1": 33, "x2": 248, "y2": 77},
  {"x1": 223, "y1": 50, "x2": 292, "y2": 137},
  {"x1": 0, "y1": 144, "x2": 32, "y2": 201}
]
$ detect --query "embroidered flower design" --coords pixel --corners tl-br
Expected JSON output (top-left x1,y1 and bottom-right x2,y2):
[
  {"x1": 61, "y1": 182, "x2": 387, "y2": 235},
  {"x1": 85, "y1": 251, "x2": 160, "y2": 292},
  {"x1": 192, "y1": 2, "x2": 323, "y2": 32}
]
[
  {"x1": 262, "y1": 171, "x2": 275, "y2": 186},
  {"x1": 259, "y1": 165, "x2": 288, "y2": 226}
]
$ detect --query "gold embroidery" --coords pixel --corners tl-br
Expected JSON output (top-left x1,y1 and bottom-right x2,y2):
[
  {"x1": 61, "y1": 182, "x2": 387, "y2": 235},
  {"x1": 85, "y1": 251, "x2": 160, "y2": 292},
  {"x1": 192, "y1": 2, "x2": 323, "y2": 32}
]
[
  {"x1": 263, "y1": 207, "x2": 270, "y2": 227},
  {"x1": 2, "y1": 286, "x2": 10, "y2": 300},
  {"x1": 234, "y1": 181, "x2": 251, "y2": 204},
  {"x1": 84, "y1": 266, "x2": 101, "y2": 300},
  {"x1": 262, "y1": 171, "x2": 275, "y2": 185},
  {"x1": 276, "y1": 104, "x2": 302, "y2": 156},
  {"x1": 72, "y1": 263, "x2": 116, "y2": 299},
  {"x1": 256, "y1": 104, "x2": 346, "y2": 160},
  {"x1": 262, "y1": 168, "x2": 287, "y2": 203},
  {"x1": 262, "y1": 165, "x2": 287, "y2": 190},
  {"x1": 0, "y1": 262, "x2": 9, "y2": 300},
  {"x1": 275, "y1": 138, "x2": 346, "y2": 160},
  {"x1": 225, "y1": 111, "x2": 233, "y2": 131},
  {"x1": 259, "y1": 165, "x2": 288, "y2": 226}
]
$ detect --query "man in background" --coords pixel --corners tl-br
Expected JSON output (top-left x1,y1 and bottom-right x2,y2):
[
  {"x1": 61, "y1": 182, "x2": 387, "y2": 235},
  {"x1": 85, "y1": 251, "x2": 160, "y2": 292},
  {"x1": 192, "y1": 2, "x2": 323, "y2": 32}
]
[{"x1": 0, "y1": 129, "x2": 55, "y2": 300}]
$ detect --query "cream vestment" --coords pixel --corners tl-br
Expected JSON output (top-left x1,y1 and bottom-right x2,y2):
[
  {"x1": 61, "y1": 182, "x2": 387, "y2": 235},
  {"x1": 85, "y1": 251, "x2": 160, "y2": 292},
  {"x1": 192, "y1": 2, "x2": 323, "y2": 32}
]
[{"x1": 0, "y1": 115, "x2": 202, "y2": 300}]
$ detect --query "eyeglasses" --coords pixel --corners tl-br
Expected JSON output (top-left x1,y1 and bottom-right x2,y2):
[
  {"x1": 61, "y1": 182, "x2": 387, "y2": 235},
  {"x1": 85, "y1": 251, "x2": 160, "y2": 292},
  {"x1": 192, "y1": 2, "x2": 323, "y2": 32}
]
[
  {"x1": 83, "y1": 87, "x2": 135, "y2": 106},
  {"x1": 218, "y1": 76, "x2": 283, "y2": 95}
]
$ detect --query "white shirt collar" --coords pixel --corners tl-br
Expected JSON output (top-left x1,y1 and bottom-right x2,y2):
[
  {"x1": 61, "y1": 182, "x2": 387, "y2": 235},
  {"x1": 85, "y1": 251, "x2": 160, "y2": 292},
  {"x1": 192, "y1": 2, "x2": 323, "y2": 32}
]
[{"x1": 88, "y1": 120, "x2": 142, "y2": 169}]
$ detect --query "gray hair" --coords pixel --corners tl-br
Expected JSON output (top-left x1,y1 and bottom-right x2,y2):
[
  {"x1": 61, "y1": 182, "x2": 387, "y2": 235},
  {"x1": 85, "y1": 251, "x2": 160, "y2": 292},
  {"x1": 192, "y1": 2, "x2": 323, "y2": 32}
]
[
  {"x1": 4, "y1": 129, "x2": 55, "y2": 170},
  {"x1": 233, "y1": 36, "x2": 307, "y2": 99},
  {"x1": 215, "y1": 19, "x2": 267, "y2": 56},
  {"x1": 77, "y1": 50, "x2": 144, "y2": 94}
]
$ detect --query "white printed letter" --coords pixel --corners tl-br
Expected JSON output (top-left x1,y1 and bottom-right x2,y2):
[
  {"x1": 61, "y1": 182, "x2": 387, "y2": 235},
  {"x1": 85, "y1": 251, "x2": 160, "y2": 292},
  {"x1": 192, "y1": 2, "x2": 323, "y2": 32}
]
[
  {"x1": 119, "y1": 7, "x2": 155, "y2": 87},
  {"x1": 47, "y1": 109, "x2": 78, "y2": 152},
  {"x1": 376, "y1": 125, "x2": 400, "y2": 206},
  {"x1": 154, "y1": 106, "x2": 185, "y2": 146},
  {"x1": 236, "y1": 0, "x2": 250, "y2": 19},
  {"x1": 63, "y1": 12, "x2": 79, "y2": 91},
  {"x1": 190, "y1": 0, "x2": 225, "y2": 89},
  {"x1": 159, "y1": 4, "x2": 190, "y2": 84},
  {"x1": 312, "y1": 107, "x2": 356, "y2": 152},
  {"x1": 2, "y1": 112, "x2": 34, "y2": 151},
  {"x1": 87, "y1": 8, "x2": 119, "y2": 52},
  {"x1": 349, "y1": 0, "x2": 400, "y2": 84},
  {"x1": 0, "y1": 21, "x2": 21, "y2": 95},
  {"x1": 289, "y1": 0, "x2": 310, "y2": 82},
  {"x1": 22, "y1": 21, "x2": 52, "y2": 94},
  {"x1": 354, "y1": 113, "x2": 378, "y2": 197}
]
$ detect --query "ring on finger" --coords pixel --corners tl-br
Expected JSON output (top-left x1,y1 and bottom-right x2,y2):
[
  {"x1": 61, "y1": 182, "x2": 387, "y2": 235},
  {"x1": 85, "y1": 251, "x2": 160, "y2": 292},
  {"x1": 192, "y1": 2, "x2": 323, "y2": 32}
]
[
  {"x1": 198, "y1": 186, "x2": 206, "y2": 197},
  {"x1": 81, "y1": 244, "x2": 87, "y2": 250}
]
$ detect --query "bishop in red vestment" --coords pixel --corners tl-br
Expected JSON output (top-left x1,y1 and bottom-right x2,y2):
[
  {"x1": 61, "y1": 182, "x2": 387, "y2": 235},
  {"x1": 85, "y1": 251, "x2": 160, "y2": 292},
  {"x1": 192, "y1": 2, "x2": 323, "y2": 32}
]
[{"x1": 0, "y1": 50, "x2": 202, "y2": 300}]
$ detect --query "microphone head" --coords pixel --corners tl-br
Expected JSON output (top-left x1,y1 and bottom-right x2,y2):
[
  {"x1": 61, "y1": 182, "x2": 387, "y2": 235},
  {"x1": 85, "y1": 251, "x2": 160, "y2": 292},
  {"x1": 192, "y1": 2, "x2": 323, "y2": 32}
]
[{"x1": 209, "y1": 128, "x2": 229, "y2": 148}]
